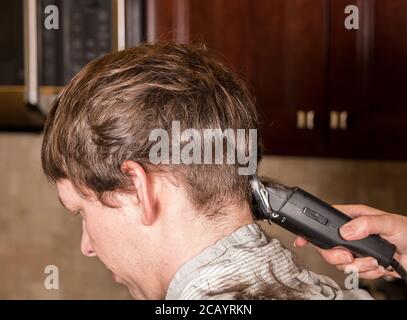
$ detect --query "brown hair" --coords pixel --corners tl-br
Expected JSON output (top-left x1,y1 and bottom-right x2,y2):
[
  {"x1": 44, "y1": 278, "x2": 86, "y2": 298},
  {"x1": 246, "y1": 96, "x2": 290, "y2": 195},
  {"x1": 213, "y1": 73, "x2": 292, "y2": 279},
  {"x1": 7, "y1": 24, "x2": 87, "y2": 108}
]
[{"x1": 41, "y1": 42, "x2": 262, "y2": 216}]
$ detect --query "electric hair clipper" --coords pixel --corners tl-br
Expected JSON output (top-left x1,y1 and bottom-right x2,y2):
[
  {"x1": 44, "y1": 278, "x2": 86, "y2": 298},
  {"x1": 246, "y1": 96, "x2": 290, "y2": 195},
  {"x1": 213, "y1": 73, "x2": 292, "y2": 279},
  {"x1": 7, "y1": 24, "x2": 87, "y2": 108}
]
[{"x1": 250, "y1": 176, "x2": 407, "y2": 282}]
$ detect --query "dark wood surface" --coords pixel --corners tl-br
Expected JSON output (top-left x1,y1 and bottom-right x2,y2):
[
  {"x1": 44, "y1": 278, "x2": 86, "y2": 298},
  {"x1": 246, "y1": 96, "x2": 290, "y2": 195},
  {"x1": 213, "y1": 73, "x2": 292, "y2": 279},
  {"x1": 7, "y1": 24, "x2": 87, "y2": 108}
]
[
  {"x1": 327, "y1": 0, "x2": 407, "y2": 159},
  {"x1": 149, "y1": 0, "x2": 407, "y2": 160}
]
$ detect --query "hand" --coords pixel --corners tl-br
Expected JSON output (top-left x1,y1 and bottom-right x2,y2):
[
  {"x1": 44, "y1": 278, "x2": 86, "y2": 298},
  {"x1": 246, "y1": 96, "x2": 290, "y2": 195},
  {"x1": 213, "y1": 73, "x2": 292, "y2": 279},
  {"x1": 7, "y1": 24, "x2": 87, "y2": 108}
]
[{"x1": 294, "y1": 205, "x2": 407, "y2": 280}]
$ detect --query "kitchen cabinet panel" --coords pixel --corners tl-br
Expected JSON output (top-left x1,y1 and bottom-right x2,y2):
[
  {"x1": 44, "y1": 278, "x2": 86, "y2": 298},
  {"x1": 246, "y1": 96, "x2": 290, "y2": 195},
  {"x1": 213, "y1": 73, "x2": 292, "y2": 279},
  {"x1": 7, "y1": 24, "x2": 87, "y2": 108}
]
[{"x1": 149, "y1": 0, "x2": 407, "y2": 159}]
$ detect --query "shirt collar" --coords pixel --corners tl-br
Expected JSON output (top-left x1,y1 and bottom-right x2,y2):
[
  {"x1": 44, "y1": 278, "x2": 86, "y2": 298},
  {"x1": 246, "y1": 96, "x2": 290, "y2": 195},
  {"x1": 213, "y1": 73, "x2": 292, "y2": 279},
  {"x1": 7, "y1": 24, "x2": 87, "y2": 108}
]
[{"x1": 165, "y1": 223, "x2": 263, "y2": 300}]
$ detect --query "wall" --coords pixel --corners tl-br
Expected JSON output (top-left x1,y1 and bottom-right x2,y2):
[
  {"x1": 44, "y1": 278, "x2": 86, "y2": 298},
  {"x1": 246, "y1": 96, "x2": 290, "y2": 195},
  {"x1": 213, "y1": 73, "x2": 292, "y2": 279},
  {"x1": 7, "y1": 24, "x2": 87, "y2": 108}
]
[
  {"x1": 1, "y1": 133, "x2": 406, "y2": 299},
  {"x1": 0, "y1": 133, "x2": 131, "y2": 299}
]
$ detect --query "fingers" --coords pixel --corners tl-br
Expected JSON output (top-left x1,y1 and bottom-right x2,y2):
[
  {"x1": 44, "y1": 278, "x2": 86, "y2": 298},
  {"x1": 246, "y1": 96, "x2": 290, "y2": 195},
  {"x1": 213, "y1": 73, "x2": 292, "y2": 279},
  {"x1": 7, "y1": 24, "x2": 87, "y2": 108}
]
[
  {"x1": 293, "y1": 238, "x2": 354, "y2": 265},
  {"x1": 339, "y1": 214, "x2": 396, "y2": 240},
  {"x1": 316, "y1": 247, "x2": 354, "y2": 265},
  {"x1": 336, "y1": 257, "x2": 380, "y2": 273},
  {"x1": 357, "y1": 268, "x2": 387, "y2": 280},
  {"x1": 384, "y1": 270, "x2": 402, "y2": 279},
  {"x1": 294, "y1": 234, "x2": 401, "y2": 280},
  {"x1": 293, "y1": 205, "x2": 401, "y2": 282},
  {"x1": 293, "y1": 236, "x2": 308, "y2": 247},
  {"x1": 336, "y1": 257, "x2": 393, "y2": 280},
  {"x1": 343, "y1": 264, "x2": 400, "y2": 280}
]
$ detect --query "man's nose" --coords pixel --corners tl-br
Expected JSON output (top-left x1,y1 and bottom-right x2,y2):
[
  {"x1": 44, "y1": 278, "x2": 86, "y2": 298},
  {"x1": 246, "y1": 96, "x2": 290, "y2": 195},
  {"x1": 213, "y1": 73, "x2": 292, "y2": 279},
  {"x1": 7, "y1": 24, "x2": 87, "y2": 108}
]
[{"x1": 81, "y1": 221, "x2": 96, "y2": 257}]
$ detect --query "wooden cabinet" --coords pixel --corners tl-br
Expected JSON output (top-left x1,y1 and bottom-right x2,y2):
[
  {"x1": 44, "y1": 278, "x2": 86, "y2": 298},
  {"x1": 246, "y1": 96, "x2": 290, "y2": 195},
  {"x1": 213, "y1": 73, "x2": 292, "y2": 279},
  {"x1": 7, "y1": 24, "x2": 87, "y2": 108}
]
[
  {"x1": 327, "y1": 0, "x2": 407, "y2": 159},
  {"x1": 147, "y1": 0, "x2": 407, "y2": 159}
]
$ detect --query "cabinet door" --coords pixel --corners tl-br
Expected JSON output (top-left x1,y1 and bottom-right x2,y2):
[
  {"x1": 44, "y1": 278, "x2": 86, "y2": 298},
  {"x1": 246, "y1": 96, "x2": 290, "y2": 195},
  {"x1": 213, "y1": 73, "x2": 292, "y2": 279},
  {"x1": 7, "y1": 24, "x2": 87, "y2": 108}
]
[
  {"x1": 149, "y1": 0, "x2": 329, "y2": 156},
  {"x1": 328, "y1": 0, "x2": 407, "y2": 159}
]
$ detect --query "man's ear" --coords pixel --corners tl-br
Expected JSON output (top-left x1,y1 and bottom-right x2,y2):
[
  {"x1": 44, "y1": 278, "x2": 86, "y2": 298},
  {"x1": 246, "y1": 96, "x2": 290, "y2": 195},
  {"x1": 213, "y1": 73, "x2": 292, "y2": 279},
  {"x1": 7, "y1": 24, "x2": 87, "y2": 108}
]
[{"x1": 120, "y1": 161, "x2": 156, "y2": 226}]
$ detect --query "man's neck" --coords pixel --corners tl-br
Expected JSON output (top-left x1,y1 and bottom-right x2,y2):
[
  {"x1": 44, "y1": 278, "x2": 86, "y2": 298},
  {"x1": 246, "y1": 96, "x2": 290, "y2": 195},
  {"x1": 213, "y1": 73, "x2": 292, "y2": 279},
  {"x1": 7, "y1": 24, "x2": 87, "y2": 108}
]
[{"x1": 158, "y1": 202, "x2": 255, "y2": 298}]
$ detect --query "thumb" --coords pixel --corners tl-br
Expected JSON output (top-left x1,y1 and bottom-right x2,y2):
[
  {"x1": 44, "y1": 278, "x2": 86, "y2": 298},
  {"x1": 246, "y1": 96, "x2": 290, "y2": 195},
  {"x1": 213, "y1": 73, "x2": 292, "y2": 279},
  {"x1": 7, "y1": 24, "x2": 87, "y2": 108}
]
[{"x1": 340, "y1": 215, "x2": 394, "y2": 241}]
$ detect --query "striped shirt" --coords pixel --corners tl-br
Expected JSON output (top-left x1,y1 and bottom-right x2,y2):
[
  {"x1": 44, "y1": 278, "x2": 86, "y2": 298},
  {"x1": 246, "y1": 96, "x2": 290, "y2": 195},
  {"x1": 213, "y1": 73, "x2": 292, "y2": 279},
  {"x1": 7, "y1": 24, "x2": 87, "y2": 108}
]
[{"x1": 165, "y1": 223, "x2": 373, "y2": 300}]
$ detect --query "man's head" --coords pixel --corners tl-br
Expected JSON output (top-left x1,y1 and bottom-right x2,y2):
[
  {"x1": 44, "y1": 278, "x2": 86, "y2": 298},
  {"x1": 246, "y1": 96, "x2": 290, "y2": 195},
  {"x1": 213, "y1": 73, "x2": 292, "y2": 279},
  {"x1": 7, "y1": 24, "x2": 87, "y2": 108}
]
[{"x1": 41, "y1": 43, "x2": 262, "y2": 299}]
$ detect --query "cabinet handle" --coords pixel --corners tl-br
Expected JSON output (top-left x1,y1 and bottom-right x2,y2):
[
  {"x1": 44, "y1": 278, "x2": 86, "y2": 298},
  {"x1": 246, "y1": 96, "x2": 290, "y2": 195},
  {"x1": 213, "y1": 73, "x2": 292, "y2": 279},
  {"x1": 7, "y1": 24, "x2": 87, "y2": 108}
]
[
  {"x1": 339, "y1": 111, "x2": 348, "y2": 130},
  {"x1": 330, "y1": 111, "x2": 339, "y2": 130},
  {"x1": 306, "y1": 110, "x2": 315, "y2": 130},
  {"x1": 297, "y1": 111, "x2": 306, "y2": 129},
  {"x1": 330, "y1": 111, "x2": 349, "y2": 130},
  {"x1": 297, "y1": 110, "x2": 315, "y2": 130}
]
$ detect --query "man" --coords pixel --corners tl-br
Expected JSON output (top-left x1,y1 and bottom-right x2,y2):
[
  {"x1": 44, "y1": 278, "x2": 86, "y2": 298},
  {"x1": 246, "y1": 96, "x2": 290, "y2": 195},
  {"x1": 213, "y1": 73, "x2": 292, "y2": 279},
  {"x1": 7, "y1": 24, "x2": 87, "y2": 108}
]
[
  {"x1": 295, "y1": 205, "x2": 407, "y2": 280},
  {"x1": 41, "y1": 42, "x2": 371, "y2": 299}
]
